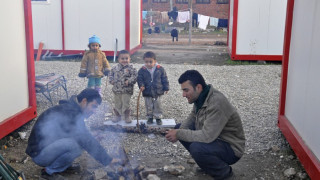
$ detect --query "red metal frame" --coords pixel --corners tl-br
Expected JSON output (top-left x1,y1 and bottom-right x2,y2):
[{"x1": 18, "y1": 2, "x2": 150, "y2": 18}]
[
  {"x1": 125, "y1": 0, "x2": 131, "y2": 51},
  {"x1": 61, "y1": 0, "x2": 65, "y2": 51},
  {"x1": 278, "y1": 0, "x2": 320, "y2": 178},
  {"x1": 0, "y1": 0, "x2": 37, "y2": 139},
  {"x1": 35, "y1": 0, "x2": 142, "y2": 56},
  {"x1": 228, "y1": 0, "x2": 283, "y2": 61}
]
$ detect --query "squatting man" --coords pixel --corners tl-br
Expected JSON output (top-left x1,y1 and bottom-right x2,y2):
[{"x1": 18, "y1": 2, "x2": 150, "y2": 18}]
[
  {"x1": 165, "y1": 70, "x2": 246, "y2": 180},
  {"x1": 26, "y1": 88, "x2": 121, "y2": 179}
]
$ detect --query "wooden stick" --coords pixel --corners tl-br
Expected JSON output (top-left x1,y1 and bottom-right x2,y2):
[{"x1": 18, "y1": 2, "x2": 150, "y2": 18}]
[{"x1": 136, "y1": 89, "x2": 142, "y2": 133}]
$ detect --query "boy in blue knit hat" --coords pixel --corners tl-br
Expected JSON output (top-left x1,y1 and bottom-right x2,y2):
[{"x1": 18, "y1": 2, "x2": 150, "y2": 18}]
[{"x1": 79, "y1": 35, "x2": 111, "y2": 96}]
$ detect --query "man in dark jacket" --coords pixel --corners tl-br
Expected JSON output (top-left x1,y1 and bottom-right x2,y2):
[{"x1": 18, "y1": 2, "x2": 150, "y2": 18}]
[
  {"x1": 165, "y1": 70, "x2": 245, "y2": 180},
  {"x1": 26, "y1": 88, "x2": 119, "y2": 179},
  {"x1": 171, "y1": 28, "x2": 178, "y2": 42}
]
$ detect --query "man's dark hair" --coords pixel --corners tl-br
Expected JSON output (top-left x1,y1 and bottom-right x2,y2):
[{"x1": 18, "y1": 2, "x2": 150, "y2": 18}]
[
  {"x1": 77, "y1": 88, "x2": 102, "y2": 104},
  {"x1": 178, "y1": 70, "x2": 206, "y2": 89},
  {"x1": 143, "y1": 51, "x2": 156, "y2": 60},
  {"x1": 118, "y1": 50, "x2": 130, "y2": 57}
]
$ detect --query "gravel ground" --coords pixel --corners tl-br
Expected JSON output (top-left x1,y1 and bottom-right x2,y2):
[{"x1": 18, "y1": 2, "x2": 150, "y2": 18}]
[
  {"x1": 4, "y1": 61, "x2": 308, "y2": 179},
  {"x1": 34, "y1": 61, "x2": 284, "y2": 154}
]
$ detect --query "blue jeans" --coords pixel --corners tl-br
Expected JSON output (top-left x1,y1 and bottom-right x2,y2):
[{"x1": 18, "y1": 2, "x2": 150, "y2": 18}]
[
  {"x1": 32, "y1": 138, "x2": 82, "y2": 175},
  {"x1": 175, "y1": 124, "x2": 239, "y2": 180},
  {"x1": 87, "y1": 77, "x2": 102, "y2": 88}
]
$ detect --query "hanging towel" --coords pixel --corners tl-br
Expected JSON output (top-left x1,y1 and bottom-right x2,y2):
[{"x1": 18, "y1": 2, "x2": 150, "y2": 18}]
[
  {"x1": 198, "y1": 14, "x2": 210, "y2": 30},
  {"x1": 218, "y1": 19, "x2": 228, "y2": 28},
  {"x1": 161, "y1": 11, "x2": 169, "y2": 23},
  {"x1": 209, "y1": 17, "x2": 219, "y2": 27},
  {"x1": 142, "y1": 11, "x2": 147, "y2": 19},
  {"x1": 177, "y1": 11, "x2": 190, "y2": 23}
]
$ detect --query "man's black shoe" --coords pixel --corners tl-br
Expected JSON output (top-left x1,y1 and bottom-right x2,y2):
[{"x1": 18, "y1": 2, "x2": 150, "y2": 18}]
[
  {"x1": 41, "y1": 169, "x2": 66, "y2": 180},
  {"x1": 64, "y1": 163, "x2": 81, "y2": 174},
  {"x1": 156, "y1": 119, "x2": 162, "y2": 125},
  {"x1": 147, "y1": 118, "x2": 153, "y2": 124}
]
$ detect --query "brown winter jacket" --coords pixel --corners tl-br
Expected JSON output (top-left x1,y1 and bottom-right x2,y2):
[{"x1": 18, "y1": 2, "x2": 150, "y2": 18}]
[
  {"x1": 80, "y1": 49, "x2": 110, "y2": 78},
  {"x1": 176, "y1": 85, "x2": 246, "y2": 158},
  {"x1": 109, "y1": 63, "x2": 137, "y2": 95}
]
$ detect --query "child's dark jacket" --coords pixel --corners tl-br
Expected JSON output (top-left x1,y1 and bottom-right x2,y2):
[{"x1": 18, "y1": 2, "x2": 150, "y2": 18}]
[{"x1": 137, "y1": 64, "x2": 169, "y2": 98}]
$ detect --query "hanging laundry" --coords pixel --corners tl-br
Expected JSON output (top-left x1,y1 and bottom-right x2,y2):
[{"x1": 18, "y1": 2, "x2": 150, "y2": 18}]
[
  {"x1": 198, "y1": 14, "x2": 210, "y2": 30},
  {"x1": 209, "y1": 17, "x2": 219, "y2": 27},
  {"x1": 168, "y1": 11, "x2": 178, "y2": 21},
  {"x1": 142, "y1": 11, "x2": 147, "y2": 19},
  {"x1": 218, "y1": 19, "x2": 228, "y2": 28},
  {"x1": 161, "y1": 11, "x2": 169, "y2": 23},
  {"x1": 177, "y1": 11, "x2": 190, "y2": 23},
  {"x1": 192, "y1": 13, "x2": 198, "y2": 27}
]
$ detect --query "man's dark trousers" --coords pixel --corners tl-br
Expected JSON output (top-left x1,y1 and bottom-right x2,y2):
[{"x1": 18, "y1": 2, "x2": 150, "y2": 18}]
[{"x1": 175, "y1": 124, "x2": 239, "y2": 180}]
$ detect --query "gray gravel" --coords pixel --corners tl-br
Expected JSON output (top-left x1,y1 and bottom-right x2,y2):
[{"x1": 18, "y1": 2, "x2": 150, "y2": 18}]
[{"x1": 33, "y1": 61, "x2": 286, "y2": 159}]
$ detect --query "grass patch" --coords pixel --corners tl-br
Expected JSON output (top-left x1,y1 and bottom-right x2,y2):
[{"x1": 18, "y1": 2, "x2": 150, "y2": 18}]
[{"x1": 226, "y1": 58, "x2": 282, "y2": 65}]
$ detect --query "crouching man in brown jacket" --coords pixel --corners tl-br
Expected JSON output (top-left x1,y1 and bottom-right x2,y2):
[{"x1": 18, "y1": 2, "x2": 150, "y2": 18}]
[{"x1": 165, "y1": 70, "x2": 245, "y2": 180}]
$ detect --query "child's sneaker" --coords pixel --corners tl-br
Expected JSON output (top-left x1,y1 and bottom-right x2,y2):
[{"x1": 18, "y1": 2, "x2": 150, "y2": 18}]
[
  {"x1": 156, "y1": 119, "x2": 162, "y2": 125},
  {"x1": 112, "y1": 109, "x2": 121, "y2": 123},
  {"x1": 147, "y1": 118, "x2": 153, "y2": 124}
]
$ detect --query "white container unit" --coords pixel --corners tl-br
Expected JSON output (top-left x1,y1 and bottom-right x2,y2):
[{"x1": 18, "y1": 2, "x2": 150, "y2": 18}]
[
  {"x1": 228, "y1": 0, "x2": 287, "y2": 61},
  {"x1": 279, "y1": 0, "x2": 320, "y2": 178},
  {"x1": 32, "y1": 0, "x2": 142, "y2": 56},
  {"x1": 0, "y1": 0, "x2": 37, "y2": 139}
]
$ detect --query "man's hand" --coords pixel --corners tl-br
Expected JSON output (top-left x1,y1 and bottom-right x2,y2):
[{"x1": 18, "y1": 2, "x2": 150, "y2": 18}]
[
  {"x1": 164, "y1": 91, "x2": 169, "y2": 94},
  {"x1": 124, "y1": 80, "x2": 129, "y2": 86},
  {"x1": 110, "y1": 158, "x2": 122, "y2": 165},
  {"x1": 165, "y1": 129, "x2": 178, "y2": 143},
  {"x1": 140, "y1": 86, "x2": 145, "y2": 91}
]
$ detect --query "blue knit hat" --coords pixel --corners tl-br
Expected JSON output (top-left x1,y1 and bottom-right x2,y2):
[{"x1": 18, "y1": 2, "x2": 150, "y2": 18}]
[{"x1": 89, "y1": 35, "x2": 100, "y2": 44}]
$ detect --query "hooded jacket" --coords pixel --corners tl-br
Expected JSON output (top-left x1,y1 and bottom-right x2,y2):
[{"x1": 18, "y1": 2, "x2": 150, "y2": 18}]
[
  {"x1": 176, "y1": 85, "x2": 246, "y2": 158},
  {"x1": 26, "y1": 96, "x2": 112, "y2": 166},
  {"x1": 109, "y1": 63, "x2": 137, "y2": 94},
  {"x1": 137, "y1": 64, "x2": 169, "y2": 98},
  {"x1": 80, "y1": 49, "x2": 111, "y2": 78}
]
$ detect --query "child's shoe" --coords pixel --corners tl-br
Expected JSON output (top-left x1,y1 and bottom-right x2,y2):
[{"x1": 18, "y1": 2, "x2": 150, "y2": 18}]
[
  {"x1": 112, "y1": 109, "x2": 121, "y2": 123},
  {"x1": 147, "y1": 118, "x2": 153, "y2": 124},
  {"x1": 41, "y1": 168, "x2": 66, "y2": 180},
  {"x1": 124, "y1": 109, "x2": 132, "y2": 123},
  {"x1": 156, "y1": 119, "x2": 162, "y2": 125}
]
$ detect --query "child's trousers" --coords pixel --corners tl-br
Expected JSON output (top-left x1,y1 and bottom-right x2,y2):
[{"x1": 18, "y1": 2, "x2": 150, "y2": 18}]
[
  {"x1": 87, "y1": 77, "x2": 102, "y2": 88},
  {"x1": 144, "y1": 96, "x2": 163, "y2": 119},
  {"x1": 114, "y1": 93, "x2": 132, "y2": 115}
]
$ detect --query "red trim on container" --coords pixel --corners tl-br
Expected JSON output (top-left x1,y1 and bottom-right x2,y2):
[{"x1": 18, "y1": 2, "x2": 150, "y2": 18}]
[
  {"x1": 125, "y1": 0, "x2": 130, "y2": 51},
  {"x1": 1, "y1": 0, "x2": 37, "y2": 139},
  {"x1": 130, "y1": 44, "x2": 142, "y2": 55},
  {"x1": 231, "y1": 54, "x2": 282, "y2": 61},
  {"x1": 140, "y1": 0, "x2": 143, "y2": 44},
  {"x1": 231, "y1": 0, "x2": 238, "y2": 59},
  {"x1": 279, "y1": 0, "x2": 320, "y2": 178},
  {"x1": 227, "y1": 0, "x2": 231, "y2": 46},
  {"x1": 278, "y1": 116, "x2": 320, "y2": 179},
  {"x1": 61, "y1": 0, "x2": 65, "y2": 50}
]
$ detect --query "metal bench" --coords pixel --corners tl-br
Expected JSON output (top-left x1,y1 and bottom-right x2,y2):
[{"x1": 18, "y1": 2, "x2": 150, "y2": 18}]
[{"x1": 35, "y1": 73, "x2": 68, "y2": 106}]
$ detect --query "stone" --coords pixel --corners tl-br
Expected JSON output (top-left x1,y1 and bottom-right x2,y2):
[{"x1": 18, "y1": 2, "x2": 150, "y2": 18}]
[
  {"x1": 163, "y1": 165, "x2": 185, "y2": 176},
  {"x1": 187, "y1": 159, "x2": 196, "y2": 164},
  {"x1": 147, "y1": 174, "x2": 160, "y2": 180},
  {"x1": 284, "y1": 168, "x2": 296, "y2": 177},
  {"x1": 93, "y1": 168, "x2": 107, "y2": 180},
  {"x1": 141, "y1": 168, "x2": 157, "y2": 178},
  {"x1": 297, "y1": 172, "x2": 308, "y2": 179}
]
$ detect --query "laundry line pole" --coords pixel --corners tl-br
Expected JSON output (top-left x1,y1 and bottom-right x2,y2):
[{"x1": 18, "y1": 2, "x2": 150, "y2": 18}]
[
  {"x1": 170, "y1": 0, "x2": 173, "y2": 11},
  {"x1": 188, "y1": 0, "x2": 192, "y2": 44}
]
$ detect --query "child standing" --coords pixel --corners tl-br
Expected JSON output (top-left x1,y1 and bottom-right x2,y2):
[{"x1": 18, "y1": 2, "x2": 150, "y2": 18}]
[
  {"x1": 137, "y1": 51, "x2": 169, "y2": 125},
  {"x1": 109, "y1": 50, "x2": 137, "y2": 123},
  {"x1": 78, "y1": 35, "x2": 111, "y2": 96}
]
